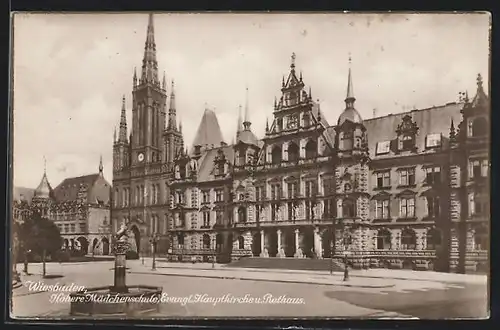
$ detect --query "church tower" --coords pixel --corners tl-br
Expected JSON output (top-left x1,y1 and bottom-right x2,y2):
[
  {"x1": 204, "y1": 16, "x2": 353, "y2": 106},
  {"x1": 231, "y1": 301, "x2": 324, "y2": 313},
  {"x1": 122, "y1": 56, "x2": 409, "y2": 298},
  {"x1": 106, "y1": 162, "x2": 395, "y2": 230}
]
[{"x1": 131, "y1": 13, "x2": 167, "y2": 166}]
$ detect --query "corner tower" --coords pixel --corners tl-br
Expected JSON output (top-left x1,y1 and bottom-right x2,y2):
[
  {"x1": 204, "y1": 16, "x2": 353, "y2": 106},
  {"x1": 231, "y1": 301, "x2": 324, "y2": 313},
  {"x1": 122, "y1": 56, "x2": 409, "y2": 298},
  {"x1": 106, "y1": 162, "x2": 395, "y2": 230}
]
[{"x1": 333, "y1": 56, "x2": 371, "y2": 269}]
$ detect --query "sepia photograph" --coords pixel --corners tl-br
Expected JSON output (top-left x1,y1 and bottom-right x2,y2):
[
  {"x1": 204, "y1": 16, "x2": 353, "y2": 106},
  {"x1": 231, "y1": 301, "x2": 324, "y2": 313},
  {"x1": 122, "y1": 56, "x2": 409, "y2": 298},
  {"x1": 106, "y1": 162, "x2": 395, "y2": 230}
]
[{"x1": 10, "y1": 12, "x2": 490, "y2": 320}]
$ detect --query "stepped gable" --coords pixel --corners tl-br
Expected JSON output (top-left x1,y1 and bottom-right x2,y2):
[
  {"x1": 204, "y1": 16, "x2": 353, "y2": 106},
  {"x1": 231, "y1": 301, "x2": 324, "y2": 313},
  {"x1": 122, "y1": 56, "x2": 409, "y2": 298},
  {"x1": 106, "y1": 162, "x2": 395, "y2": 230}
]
[
  {"x1": 196, "y1": 146, "x2": 234, "y2": 182},
  {"x1": 190, "y1": 108, "x2": 225, "y2": 154},
  {"x1": 362, "y1": 102, "x2": 463, "y2": 158},
  {"x1": 53, "y1": 173, "x2": 111, "y2": 204},
  {"x1": 13, "y1": 187, "x2": 35, "y2": 204}
]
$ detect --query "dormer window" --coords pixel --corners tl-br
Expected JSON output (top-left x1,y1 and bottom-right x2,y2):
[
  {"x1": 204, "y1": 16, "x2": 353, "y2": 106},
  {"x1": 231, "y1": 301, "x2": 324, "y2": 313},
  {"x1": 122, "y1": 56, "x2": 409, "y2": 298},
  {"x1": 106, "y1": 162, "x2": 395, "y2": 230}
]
[
  {"x1": 401, "y1": 135, "x2": 415, "y2": 151},
  {"x1": 425, "y1": 133, "x2": 442, "y2": 149},
  {"x1": 376, "y1": 141, "x2": 391, "y2": 155},
  {"x1": 396, "y1": 115, "x2": 419, "y2": 152}
]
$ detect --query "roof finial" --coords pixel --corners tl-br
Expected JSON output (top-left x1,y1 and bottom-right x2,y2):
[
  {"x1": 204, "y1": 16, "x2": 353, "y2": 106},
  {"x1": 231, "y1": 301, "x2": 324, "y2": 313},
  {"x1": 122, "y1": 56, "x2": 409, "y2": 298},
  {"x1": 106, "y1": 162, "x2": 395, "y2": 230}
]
[
  {"x1": 162, "y1": 71, "x2": 166, "y2": 90},
  {"x1": 291, "y1": 52, "x2": 296, "y2": 70},
  {"x1": 243, "y1": 86, "x2": 251, "y2": 130},
  {"x1": 43, "y1": 155, "x2": 47, "y2": 175},
  {"x1": 99, "y1": 155, "x2": 103, "y2": 174},
  {"x1": 345, "y1": 53, "x2": 355, "y2": 108}
]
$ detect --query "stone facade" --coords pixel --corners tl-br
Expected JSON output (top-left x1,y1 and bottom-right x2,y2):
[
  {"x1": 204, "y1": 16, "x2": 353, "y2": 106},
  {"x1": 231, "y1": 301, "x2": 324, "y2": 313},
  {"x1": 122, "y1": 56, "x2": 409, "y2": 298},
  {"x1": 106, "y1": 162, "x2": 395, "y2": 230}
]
[{"x1": 111, "y1": 14, "x2": 489, "y2": 273}]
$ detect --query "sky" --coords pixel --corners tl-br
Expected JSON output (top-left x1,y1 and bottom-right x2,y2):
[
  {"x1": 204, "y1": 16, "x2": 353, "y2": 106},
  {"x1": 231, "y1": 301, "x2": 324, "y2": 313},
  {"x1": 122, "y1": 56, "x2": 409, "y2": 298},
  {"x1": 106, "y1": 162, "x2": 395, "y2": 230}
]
[{"x1": 12, "y1": 12, "x2": 490, "y2": 189}]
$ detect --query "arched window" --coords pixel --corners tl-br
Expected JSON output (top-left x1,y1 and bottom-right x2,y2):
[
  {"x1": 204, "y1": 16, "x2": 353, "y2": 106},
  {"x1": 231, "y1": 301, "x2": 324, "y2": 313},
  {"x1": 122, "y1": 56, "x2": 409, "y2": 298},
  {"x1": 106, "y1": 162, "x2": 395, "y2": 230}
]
[
  {"x1": 287, "y1": 142, "x2": 299, "y2": 162},
  {"x1": 305, "y1": 140, "x2": 317, "y2": 159},
  {"x1": 426, "y1": 228, "x2": 442, "y2": 250},
  {"x1": 238, "y1": 206, "x2": 247, "y2": 223},
  {"x1": 342, "y1": 199, "x2": 356, "y2": 218},
  {"x1": 271, "y1": 146, "x2": 282, "y2": 164},
  {"x1": 401, "y1": 228, "x2": 416, "y2": 250},
  {"x1": 238, "y1": 236, "x2": 245, "y2": 249},
  {"x1": 472, "y1": 117, "x2": 488, "y2": 137},
  {"x1": 474, "y1": 226, "x2": 488, "y2": 251},
  {"x1": 203, "y1": 234, "x2": 211, "y2": 249},
  {"x1": 377, "y1": 229, "x2": 392, "y2": 250},
  {"x1": 179, "y1": 164, "x2": 186, "y2": 179}
]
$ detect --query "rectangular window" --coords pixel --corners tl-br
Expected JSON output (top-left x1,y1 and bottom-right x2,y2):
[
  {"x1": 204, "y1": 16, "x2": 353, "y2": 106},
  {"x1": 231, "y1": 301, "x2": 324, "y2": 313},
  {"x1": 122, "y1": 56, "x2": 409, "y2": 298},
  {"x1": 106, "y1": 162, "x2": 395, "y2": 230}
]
[
  {"x1": 271, "y1": 203, "x2": 278, "y2": 221},
  {"x1": 376, "y1": 200, "x2": 390, "y2": 219},
  {"x1": 215, "y1": 190, "x2": 223, "y2": 202},
  {"x1": 271, "y1": 184, "x2": 281, "y2": 200},
  {"x1": 287, "y1": 182, "x2": 298, "y2": 198},
  {"x1": 481, "y1": 160, "x2": 489, "y2": 177},
  {"x1": 426, "y1": 197, "x2": 440, "y2": 217},
  {"x1": 255, "y1": 187, "x2": 262, "y2": 201},
  {"x1": 425, "y1": 133, "x2": 442, "y2": 148},
  {"x1": 203, "y1": 211, "x2": 210, "y2": 228},
  {"x1": 424, "y1": 166, "x2": 441, "y2": 185},
  {"x1": 70, "y1": 223, "x2": 76, "y2": 233},
  {"x1": 399, "y1": 168, "x2": 415, "y2": 186},
  {"x1": 399, "y1": 197, "x2": 415, "y2": 218},
  {"x1": 79, "y1": 223, "x2": 86, "y2": 232},
  {"x1": 202, "y1": 191, "x2": 210, "y2": 204},
  {"x1": 469, "y1": 159, "x2": 483, "y2": 179},
  {"x1": 376, "y1": 141, "x2": 391, "y2": 155},
  {"x1": 376, "y1": 171, "x2": 391, "y2": 188}
]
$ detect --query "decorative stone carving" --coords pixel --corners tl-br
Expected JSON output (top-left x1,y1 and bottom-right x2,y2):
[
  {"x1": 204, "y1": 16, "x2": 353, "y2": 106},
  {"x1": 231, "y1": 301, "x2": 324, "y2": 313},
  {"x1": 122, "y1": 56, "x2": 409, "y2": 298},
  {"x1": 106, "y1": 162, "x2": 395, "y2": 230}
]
[{"x1": 260, "y1": 247, "x2": 269, "y2": 258}]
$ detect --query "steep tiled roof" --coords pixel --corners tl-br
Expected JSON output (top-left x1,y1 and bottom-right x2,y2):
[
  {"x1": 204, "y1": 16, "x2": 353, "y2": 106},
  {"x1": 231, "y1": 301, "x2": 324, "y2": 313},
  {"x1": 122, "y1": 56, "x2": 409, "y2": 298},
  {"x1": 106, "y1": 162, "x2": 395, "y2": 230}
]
[
  {"x1": 363, "y1": 102, "x2": 463, "y2": 159},
  {"x1": 191, "y1": 108, "x2": 225, "y2": 153},
  {"x1": 13, "y1": 186, "x2": 35, "y2": 204},
  {"x1": 196, "y1": 146, "x2": 235, "y2": 182},
  {"x1": 53, "y1": 174, "x2": 100, "y2": 202}
]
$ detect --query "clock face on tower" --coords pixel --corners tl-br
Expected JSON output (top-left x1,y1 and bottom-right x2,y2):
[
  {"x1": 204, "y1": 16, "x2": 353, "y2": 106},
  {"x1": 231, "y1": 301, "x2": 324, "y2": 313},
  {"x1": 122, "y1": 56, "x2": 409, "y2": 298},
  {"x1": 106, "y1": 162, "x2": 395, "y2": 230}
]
[{"x1": 138, "y1": 153, "x2": 145, "y2": 162}]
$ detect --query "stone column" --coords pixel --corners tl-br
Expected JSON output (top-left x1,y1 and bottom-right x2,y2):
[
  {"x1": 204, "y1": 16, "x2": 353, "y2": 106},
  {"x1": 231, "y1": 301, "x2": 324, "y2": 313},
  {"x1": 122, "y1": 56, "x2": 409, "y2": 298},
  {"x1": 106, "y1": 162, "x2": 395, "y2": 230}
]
[
  {"x1": 314, "y1": 228, "x2": 322, "y2": 258},
  {"x1": 277, "y1": 229, "x2": 285, "y2": 257},
  {"x1": 259, "y1": 230, "x2": 268, "y2": 257},
  {"x1": 113, "y1": 239, "x2": 128, "y2": 293},
  {"x1": 294, "y1": 229, "x2": 303, "y2": 258}
]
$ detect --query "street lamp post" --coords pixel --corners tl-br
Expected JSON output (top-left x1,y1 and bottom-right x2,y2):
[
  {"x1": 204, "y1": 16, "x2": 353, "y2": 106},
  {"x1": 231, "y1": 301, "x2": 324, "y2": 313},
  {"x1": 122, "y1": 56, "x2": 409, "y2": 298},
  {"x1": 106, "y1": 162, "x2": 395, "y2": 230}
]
[
  {"x1": 150, "y1": 233, "x2": 158, "y2": 271},
  {"x1": 212, "y1": 235, "x2": 216, "y2": 269},
  {"x1": 343, "y1": 229, "x2": 350, "y2": 282}
]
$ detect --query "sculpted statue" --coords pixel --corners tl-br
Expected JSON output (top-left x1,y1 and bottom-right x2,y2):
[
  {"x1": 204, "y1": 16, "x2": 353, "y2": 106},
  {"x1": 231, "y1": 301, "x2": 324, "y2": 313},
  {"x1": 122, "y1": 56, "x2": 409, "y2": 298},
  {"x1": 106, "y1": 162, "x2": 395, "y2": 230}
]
[{"x1": 116, "y1": 224, "x2": 129, "y2": 242}]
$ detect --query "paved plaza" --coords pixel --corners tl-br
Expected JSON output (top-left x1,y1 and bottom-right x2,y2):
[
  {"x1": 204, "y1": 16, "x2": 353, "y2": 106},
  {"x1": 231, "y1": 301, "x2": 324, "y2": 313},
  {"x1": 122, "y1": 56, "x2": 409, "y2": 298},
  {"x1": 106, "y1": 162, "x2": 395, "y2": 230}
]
[{"x1": 11, "y1": 260, "x2": 488, "y2": 319}]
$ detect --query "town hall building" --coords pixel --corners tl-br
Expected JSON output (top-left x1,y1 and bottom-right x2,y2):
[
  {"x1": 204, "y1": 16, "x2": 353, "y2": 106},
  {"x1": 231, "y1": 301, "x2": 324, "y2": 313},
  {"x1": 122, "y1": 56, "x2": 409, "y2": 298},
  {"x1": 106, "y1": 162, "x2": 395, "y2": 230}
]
[{"x1": 111, "y1": 14, "x2": 489, "y2": 273}]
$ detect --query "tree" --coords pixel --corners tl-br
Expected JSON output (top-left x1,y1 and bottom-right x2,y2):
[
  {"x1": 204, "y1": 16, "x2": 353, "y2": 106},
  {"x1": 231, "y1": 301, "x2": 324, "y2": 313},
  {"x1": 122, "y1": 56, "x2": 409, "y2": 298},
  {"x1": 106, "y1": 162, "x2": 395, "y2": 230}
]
[{"x1": 20, "y1": 211, "x2": 62, "y2": 277}]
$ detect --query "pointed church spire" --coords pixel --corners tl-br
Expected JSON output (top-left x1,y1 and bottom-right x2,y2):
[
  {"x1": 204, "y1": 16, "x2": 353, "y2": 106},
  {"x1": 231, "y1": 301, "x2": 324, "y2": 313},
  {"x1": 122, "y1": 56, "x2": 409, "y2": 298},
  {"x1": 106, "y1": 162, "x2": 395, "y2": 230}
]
[
  {"x1": 113, "y1": 126, "x2": 117, "y2": 143},
  {"x1": 119, "y1": 95, "x2": 128, "y2": 143},
  {"x1": 236, "y1": 104, "x2": 243, "y2": 136},
  {"x1": 309, "y1": 86, "x2": 312, "y2": 100},
  {"x1": 99, "y1": 155, "x2": 104, "y2": 175},
  {"x1": 141, "y1": 13, "x2": 159, "y2": 86},
  {"x1": 168, "y1": 80, "x2": 177, "y2": 130},
  {"x1": 243, "y1": 86, "x2": 251, "y2": 130},
  {"x1": 345, "y1": 53, "x2": 356, "y2": 109},
  {"x1": 162, "y1": 71, "x2": 166, "y2": 90},
  {"x1": 133, "y1": 67, "x2": 137, "y2": 88},
  {"x1": 265, "y1": 117, "x2": 269, "y2": 133}
]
